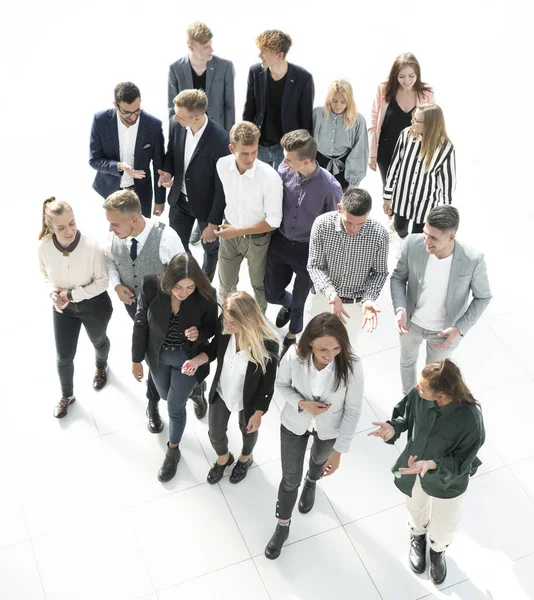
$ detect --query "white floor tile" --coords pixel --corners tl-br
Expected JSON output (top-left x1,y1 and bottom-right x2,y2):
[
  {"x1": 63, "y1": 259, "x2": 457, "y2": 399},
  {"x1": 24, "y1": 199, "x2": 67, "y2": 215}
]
[
  {"x1": 32, "y1": 511, "x2": 153, "y2": 600},
  {"x1": 0, "y1": 542, "x2": 45, "y2": 600},
  {"x1": 509, "y1": 456, "x2": 534, "y2": 501},
  {"x1": 128, "y1": 484, "x2": 249, "y2": 590},
  {"x1": 361, "y1": 347, "x2": 405, "y2": 421},
  {"x1": 254, "y1": 527, "x2": 381, "y2": 600},
  {"x1": 487, "y1": 313, "x2": 534, "y2": 375},
  {"x1": 101, "y1": 423, "x2": 210, "y2": 507},
  {"x1": 158, "y1": 560, "x2": 269, "y2": 600},
  {"x1": 0, "y1": 495, "x2": 28, "y2": 550},
  {"x1": 219, "y1": 458, "x2": 340, "y2": 557}
]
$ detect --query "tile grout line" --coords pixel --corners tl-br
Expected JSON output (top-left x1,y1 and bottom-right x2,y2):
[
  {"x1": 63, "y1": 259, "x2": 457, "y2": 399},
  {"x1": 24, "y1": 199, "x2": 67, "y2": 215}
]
[
  {"x1": 20, "y1": 500, "x2": 49, "y2": 600},
  {"x1": 342, "y1": 523, "x2": 385, "y2": 600}
]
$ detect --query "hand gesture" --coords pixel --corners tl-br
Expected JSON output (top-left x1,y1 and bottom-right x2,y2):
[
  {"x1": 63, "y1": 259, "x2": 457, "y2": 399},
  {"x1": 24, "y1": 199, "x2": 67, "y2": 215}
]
[
  {"x1": 119, "y1": 163, "x2": 146, "y2": 179},
  {"x1": 367, "y1": 421, "x2": 396, "y2": 442},
  {"x1": 322, "y1": 450, "x2": 341, "y2": 477},
  {"x1": 434, "y1": 327, "x2": 460, "y2": 349},
  {"x1": 361, "y1": 300, "x2": 380, "y2": 333},
  {"x1": 214, "y1": 223, "x2": 239, "y2": 240},
  {"x1": 395, "y1": 308, "x2": 410, "y2": 335},
  {"x1": 114, "y1": 284, "x2": 136, "y2": 305},
  {"x1": 157, "y1": 169, "x2": 173, "y2": 188},
  {"x1": 50, "y1": 290, "x2": 69, "y2": 313},
  {"x1": 329, "y1": 296, "x2": 350, "y2": 324},
  {"x1": 202, "y1": 223, "x2": 218, "y2": 244},
  {"x1": 184, "y1": 326, "x2": 199, "y2": 342},
  {"x1": 369, "y1": 157, "x2": 377, "y2": 172},
  {"x1": 153, "y1": 203, "x2": 165, "y2": 217},
  {"x1": 398, "y1": 455, "x2": 436, "y2": 478},
  {"x1": 298, "y1": 400, "x2": 331, "y2": 417},
  {"x1": 246, "y1": 411, "x2": 263, "y2": 433},
  {"x1": 132, "y1": 362, "x2": 144, "y2": 382},
  {"x1": 383, "y1": 199, "x2": 392, "y2": 217},
  {"x1": 181, "y1": 360, "x2": 198, "y2": 376}
]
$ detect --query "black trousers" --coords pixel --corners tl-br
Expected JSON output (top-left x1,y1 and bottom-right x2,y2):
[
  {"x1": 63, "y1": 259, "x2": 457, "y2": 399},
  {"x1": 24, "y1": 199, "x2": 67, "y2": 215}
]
[
  {"x1": 53, "y1": 292, "x2": 112, "y2": 397},
  {"x1": 208, "y1": 393, "x2": 258, "y2": 457},
  {"x1": 316, "y1": 151, "x2": 349, "y2": 191},
  {"x1": 169, "y1": 195, "x2": 219, "y2": 282},
  {"x1": 393, "y1": 214, "x2": 424, "y2": 239},
  {"x1": 264, "y1": 230, "x2": 311, "y2": 335}
]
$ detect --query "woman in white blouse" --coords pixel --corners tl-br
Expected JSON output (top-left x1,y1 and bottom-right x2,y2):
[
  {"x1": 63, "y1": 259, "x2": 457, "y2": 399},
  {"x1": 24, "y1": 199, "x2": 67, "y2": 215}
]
[
  {"x1": 312, "y1": 79, "x2": 369, "y2": 190},
  {"x1": 38, "y1": 197, "x2": 112, "y2": 419},
  {"x1": 183, "y1": 291, "x2": 279, "y2": 484},
  {"x1": 264, "y1": 312, "x2": 363, "y2": 560}
]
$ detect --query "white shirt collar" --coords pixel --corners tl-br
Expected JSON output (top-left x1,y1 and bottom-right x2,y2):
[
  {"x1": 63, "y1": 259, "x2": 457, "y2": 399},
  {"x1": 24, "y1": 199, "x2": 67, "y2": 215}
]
[
  {"x1": 127, "y1": 217, "x2": 151, "y2": 244},
  {"x1": 187, "y1": 115, "x2": 209, "y2": 139},
  {"x1": 229, "y1": 157, "x2": 258, "y2": 180}
]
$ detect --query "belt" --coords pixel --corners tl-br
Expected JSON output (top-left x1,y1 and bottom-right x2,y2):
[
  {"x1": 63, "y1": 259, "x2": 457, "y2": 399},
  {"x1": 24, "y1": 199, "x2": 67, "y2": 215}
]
[
  {"x1": 339, "y1": 297, "x2": 362, "y2": 304},
  {"x1": 120, "y1": 185, "x2": 135, "y2": 190},
  {"x1": 225, "y1": 221, "x2": 269, "y2": 239},
  {"x1": 162, "y1": 343, "x2": 185, "y2": 351}
]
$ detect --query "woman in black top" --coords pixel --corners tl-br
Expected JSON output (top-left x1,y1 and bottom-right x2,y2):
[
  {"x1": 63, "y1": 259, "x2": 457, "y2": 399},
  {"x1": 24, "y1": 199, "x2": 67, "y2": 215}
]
[
  {"x1": 183, "y1": 291, "x2": 279, "y2": 485},
  {"x1": 132, "y1": 253, "x2": 218, "y2": 482}
]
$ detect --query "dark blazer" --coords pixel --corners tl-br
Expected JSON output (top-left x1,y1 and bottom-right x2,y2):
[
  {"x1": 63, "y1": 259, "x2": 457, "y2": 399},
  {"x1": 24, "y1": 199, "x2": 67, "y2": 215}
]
[
  {"x1": 168, "y1": 55, "x2": 236, "y2": 131},
  {"x1": 89, "y1": 109, "x2": 165, "y2": 217},
  {"x1": 162, "y1": 117, "x2": 230, "y2": 224},
  {"x1": 205, "y1": 318, "x2": 280, "y2": 423},
  {"x1": 132, "y1": 275, "x2": 218, "y2": 381},
  {"x1": 243, "y1": 63, "x2": 315, "y2": 136}
]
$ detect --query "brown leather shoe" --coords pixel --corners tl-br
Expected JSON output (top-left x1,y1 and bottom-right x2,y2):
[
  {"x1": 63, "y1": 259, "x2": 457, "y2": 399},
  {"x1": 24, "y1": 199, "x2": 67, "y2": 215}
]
[
  {"x1": 54, "y1": 396, "x2": 76, "y2": 419},
  {"x1": 93, "y1": 367, "x2": 108, "y2": 391}
]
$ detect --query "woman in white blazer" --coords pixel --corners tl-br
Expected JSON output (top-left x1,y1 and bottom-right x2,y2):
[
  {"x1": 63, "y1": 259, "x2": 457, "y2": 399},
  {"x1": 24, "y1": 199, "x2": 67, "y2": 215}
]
[{"x1": 264, "y1": 313, "x2": 363, "y2": 560}]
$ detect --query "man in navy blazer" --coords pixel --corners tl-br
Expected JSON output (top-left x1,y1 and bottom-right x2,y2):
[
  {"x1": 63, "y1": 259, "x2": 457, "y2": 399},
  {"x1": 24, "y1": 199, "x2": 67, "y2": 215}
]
[
  {"x1": 158, "y1": 89, "x2": 230, "y2": 282},
  {"x1": 243, "y1": 30, "x2": 314, "y2": 171},
  {"x1": 89, "y1": 82, "x2": 165, "y2": 218}
]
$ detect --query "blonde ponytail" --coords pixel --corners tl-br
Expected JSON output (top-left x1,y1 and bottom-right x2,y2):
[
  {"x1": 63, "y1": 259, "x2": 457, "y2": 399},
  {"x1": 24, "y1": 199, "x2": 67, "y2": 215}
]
[{"x1": 38, "y1": 197, "x2": 73, "y2": 240}]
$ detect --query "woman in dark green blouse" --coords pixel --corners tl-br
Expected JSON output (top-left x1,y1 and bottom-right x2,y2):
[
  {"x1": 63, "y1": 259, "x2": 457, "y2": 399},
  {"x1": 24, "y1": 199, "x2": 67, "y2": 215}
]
[{"x1": 369, "y1": 359, "x2": 485, "y2": 586}]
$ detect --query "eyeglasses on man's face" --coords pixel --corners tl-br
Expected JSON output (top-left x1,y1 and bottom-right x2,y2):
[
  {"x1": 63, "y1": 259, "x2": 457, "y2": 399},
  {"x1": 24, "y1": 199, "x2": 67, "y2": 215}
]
[{"x1": 117, "y1": 105, "x2": 142, "y2": 117}]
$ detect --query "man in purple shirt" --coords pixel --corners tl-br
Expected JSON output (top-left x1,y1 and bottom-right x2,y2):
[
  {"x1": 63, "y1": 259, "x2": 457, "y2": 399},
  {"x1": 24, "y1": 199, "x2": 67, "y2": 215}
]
[{"x1": 264, "y1": 130, "x2": 342, "y2": 358}]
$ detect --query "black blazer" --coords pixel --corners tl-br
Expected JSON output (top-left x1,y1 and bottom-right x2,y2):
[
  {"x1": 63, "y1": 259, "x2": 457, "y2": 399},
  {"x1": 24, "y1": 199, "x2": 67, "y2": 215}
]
[
  {"x1": 132, "y1": 275, "x2": 218, "y2": 381},
  {"x1": 162, "y1": 117, "x2": 230, "y2": 224},
  {"x1": 205, "y1": 318, "x2": 280, "y2": 423},
  {"x1": 243, "y1": 63, "x2": 315, "y2": 136},
  {"x1": 89, "y1": 109, "x2": 165, "y2": 217}
]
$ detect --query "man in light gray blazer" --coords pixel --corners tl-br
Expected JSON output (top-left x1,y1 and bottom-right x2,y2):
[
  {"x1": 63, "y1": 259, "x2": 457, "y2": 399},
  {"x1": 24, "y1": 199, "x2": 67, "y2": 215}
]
[
  {"x1": 167, "y1": 21, "x2": 235, "y2": 131},
  {"x1": 391, "y1": 206, "x2": 492, "y2": 395}
]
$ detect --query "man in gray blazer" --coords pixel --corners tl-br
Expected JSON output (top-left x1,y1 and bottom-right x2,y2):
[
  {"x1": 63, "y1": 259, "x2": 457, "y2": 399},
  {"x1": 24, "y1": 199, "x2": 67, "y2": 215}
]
[
  {"x1": 390, "y1": 205, "x2": 492, "y2": 395},
  {"x1": 168, "y1": 21, "x2": 235, "y2": 131}
]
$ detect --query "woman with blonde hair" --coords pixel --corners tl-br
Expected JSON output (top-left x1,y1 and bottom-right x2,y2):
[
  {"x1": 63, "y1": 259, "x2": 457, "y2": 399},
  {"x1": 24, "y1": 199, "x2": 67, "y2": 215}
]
[
  {"x1": 369, "y1": 53, "x2": 434, "y2": 186},
  {"x1": 313, "y1": 79, "x2": 368, "y2": 190},
  {"x1": 383, "y1": 103, "x2": 456, "y2": 238},
  {"x1": 38, "y1": 197, "x2": 112, "y2": 418},
  {"x1": 183, "y1": 291, "x2": 279, "y2": 484}
]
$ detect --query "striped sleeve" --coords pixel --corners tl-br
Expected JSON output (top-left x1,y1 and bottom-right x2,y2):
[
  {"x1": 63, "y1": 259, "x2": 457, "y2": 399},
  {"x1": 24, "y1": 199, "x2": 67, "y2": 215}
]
[
  {"x1": 383, "y1": 129, "x2": 407, "y2": 200},
  {"x1": 439, "y1": 145, "x2": 456, "y2": 204}
]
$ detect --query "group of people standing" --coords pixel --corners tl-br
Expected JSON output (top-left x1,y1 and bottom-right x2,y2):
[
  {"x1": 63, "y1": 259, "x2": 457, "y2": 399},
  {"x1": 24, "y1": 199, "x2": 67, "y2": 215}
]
[{"x1": 37, "y1": 23, "x2": 493, "y2": 586}]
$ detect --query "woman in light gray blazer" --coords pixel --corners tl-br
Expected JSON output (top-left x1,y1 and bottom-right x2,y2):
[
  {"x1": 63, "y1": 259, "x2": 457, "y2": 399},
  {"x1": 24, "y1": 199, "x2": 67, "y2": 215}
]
[{"x1": 265, "y1": 313, "x2": 363, "y2": 560}]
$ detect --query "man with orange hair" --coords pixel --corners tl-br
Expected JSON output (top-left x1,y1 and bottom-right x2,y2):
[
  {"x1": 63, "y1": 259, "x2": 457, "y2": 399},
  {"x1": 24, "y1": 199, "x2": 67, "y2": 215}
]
[{"x1": 243, "y1": 30, "x2": 314, "y2": 171}]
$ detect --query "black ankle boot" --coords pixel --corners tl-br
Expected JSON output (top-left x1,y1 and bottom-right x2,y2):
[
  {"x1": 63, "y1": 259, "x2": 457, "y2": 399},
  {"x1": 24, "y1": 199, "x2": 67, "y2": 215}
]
[
  {"x1": 409, "y1": 533, "x2": 427, "y2": 574},
  {"x1": 157, "y1": 443, "x2": 181, "y2": 482},
  {"x1": 190, "y1": 381, "x2": 207, "y2": 419},
  {"x1": 146, "y1": 400, "x2": 164, "y2": 434},
  {"x1": 265, "y1": 522, "x2": 290, "y2": 560},
  {"x1": 429, "y1": 548, "x2": 447, "y2": 584},
  {"x1": 298, "y1": 475, "x2": 317, "y2": 514}
]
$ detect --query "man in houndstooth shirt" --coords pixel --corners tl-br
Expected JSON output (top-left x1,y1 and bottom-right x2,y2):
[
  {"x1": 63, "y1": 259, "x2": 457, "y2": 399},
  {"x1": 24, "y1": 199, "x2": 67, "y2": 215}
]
[{"x1": 306, "y1": 188, "x2": 389, "y2": 346}]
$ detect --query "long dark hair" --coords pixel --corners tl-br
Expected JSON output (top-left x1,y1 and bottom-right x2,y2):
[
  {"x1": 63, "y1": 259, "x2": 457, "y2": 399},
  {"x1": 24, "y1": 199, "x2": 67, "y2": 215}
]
[
  {"x1": 297, "y1": 313, "x2": 355, "y2": 391},
  {"x1": 422, "y1": 359, "x2": 480, "y2": 408},
  {"x1": 384, "y1": 52, "x2": 432, "y2": 104},
  {"x1": 159, "y1": 252, "x2": 216, "y2": 304}
]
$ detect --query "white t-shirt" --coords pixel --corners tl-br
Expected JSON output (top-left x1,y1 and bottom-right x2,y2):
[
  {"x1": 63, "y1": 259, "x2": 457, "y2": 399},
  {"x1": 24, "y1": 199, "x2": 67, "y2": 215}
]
[
  {"x1": 411, "y1": 253, "x2": 454, "y2": 331},
  {"x1": 117, "y1": 115, "x2": 140, "y2": 187},
  {"x1": 216, "y1": 334, "x2": 249, "y2": 412}
]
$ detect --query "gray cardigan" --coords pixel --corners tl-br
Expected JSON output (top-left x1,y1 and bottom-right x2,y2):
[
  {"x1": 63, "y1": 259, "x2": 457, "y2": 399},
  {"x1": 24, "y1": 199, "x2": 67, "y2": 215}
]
[{"x1": 277, "y1": 346, "x2": 363, "y2": 453}]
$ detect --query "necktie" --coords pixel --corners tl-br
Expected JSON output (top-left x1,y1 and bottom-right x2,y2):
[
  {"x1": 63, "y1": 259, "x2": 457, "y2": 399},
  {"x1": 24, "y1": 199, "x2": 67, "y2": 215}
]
[{"x1": 130, "y1": 238, "x2": 138, "y2": 261}]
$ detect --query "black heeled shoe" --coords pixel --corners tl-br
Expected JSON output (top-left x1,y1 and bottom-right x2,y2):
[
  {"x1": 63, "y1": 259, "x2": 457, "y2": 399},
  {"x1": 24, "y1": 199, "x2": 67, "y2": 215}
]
[
  {"x1": 229, "y1": 457, "x2": 253, "y2": 484},
  {"x1": 265, "y1": 522, "x2": 290, "y2": 560},
  {"x1": 207, "y1": 453, "x2": 235, "y2": 484},
  {"x1": 409, "y1": 533, "x2": 427, "y2": 574},
  {"x1": 157, "y1": 443, "x2": 181, "y2": 482},
  {"x1": 298, "y1": 476, "x2": 317, "y2": 514},
  {"x1": 429, "y1": 548, "x2": 447, "y2": 584}
]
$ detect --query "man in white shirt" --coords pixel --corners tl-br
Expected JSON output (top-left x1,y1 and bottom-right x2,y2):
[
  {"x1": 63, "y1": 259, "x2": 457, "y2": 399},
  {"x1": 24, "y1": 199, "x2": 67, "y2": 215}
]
[
  {"x1": 391, "y1": 205, "x2": 492, "y2": 395},
  {"x1": 215, "y1": 121, "x2": 283, "y2": 312}
]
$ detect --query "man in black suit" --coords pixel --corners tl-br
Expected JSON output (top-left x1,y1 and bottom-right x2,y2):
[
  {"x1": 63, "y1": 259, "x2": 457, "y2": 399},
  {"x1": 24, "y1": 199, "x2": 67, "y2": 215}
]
[
  {"x1": 243, "y1": 30, "x2": 314, "y2": 171},
  {"x1": 89, "y1": 82, "x2": 165, "y2": 218},
  {"x1": 158, "y1": 89, "x2": 230, "y2": 281}
]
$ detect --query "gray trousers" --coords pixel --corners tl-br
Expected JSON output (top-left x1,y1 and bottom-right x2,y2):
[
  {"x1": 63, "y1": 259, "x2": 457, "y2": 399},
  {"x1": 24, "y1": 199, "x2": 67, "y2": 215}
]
[
  {"x1": 208, "y1": 393, "x2": 258, "y2": 457},
  {"x1": 400, "y1": 322, "x2": 461, "y2": 395},
  {"x1": 218, "y1": 231, "x2": 272, "y2": 312}
]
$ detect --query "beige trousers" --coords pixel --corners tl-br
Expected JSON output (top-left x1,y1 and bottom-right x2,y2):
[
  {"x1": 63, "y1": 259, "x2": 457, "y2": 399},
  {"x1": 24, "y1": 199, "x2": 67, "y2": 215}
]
[{"x1": 406, "y1": 475, "x2": 466, "y2": 552}]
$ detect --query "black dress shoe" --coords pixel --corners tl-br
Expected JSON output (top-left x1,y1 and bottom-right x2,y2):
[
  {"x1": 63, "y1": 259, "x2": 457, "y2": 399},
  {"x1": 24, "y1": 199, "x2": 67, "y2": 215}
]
[
  {"x1": 409, "y1": 533, "x2": 427, "y2": 574},
  {"x1": 93, "y1": 367, "x2": 108, "y2": 391},
  {"x1": 265, "y1": 522, "x2": 290, "y2": 560},
  {"x1": 146, "y1": 400, "x2": 164, "y2": 434},
  {"x1": 229, "y1": 457, "x2": 253, "y2": 483},
  {"x1": 429, "y1": 548, "x2": 447, "y2": 585},
  {"x1": 279, "y1": 335, "x2": 297, "y2": 363},
  {"x1": 207, "y1": 453, "x2": 235, "y2": 484},
  {"x1": 190, "y1": 381, "x2": 208, "y2": 419},
  {"x1": 53, "y1": 396, "x2": 76, "y2": 419},
  {"x1": 157, "y1": 443, "x2": 181, "y2": 482},
  {"x1": 298, "y1": 476, "x2": 317, "y2": 514},
  {"x1": 276, "y1": 306, "x2": 292, "y2": 328}
]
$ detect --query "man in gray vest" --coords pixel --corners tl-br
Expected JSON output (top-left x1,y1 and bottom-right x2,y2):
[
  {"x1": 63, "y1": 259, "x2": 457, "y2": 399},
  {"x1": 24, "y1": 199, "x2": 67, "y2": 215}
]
[{"x1": 104, "y1": 189, "x2": 208, "y2": 431}]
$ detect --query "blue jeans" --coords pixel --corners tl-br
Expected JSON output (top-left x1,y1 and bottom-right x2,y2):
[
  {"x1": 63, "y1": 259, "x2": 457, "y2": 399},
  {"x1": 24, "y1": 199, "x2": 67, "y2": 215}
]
[
  {"x1": 257, "y1": 144, "x2": 284, "y2": 171},
  {"x1": 152, "y1": 348, "x2": 197, "y2": 444}
]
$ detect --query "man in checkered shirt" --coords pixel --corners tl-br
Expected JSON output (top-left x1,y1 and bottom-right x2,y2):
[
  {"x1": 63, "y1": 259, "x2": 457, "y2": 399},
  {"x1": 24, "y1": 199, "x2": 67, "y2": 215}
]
[{"x1": 306, "y1": 188, "x2": 389, "y2": 345}]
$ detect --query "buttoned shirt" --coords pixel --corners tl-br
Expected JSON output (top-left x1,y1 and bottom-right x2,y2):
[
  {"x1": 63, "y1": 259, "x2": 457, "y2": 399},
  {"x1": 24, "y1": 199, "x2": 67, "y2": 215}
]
[
  {"x1": 216, "y1": 154, "x2": 283, "y2": 229},
  {"x1": 117, "y1": 115, "x2": 140, "y2": 187},
  {"x1": 386, "y1": 388, "x2": 485, "y2": 499},
  {"x1": 182, "y1": 116, "x2": 209, "y2": 195},
  {"x1": 307, "y1": 212, "x2": 389, "y2": 302},
  {"x1": 106, "y1": 218, "x2": 185, "y2": 289},
  {"x1": 278, "y1": 162, "x2": 341, "y2": 243},
  {"x1": 216, "y1": 334, "x2": 249, "y2": 412}
]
